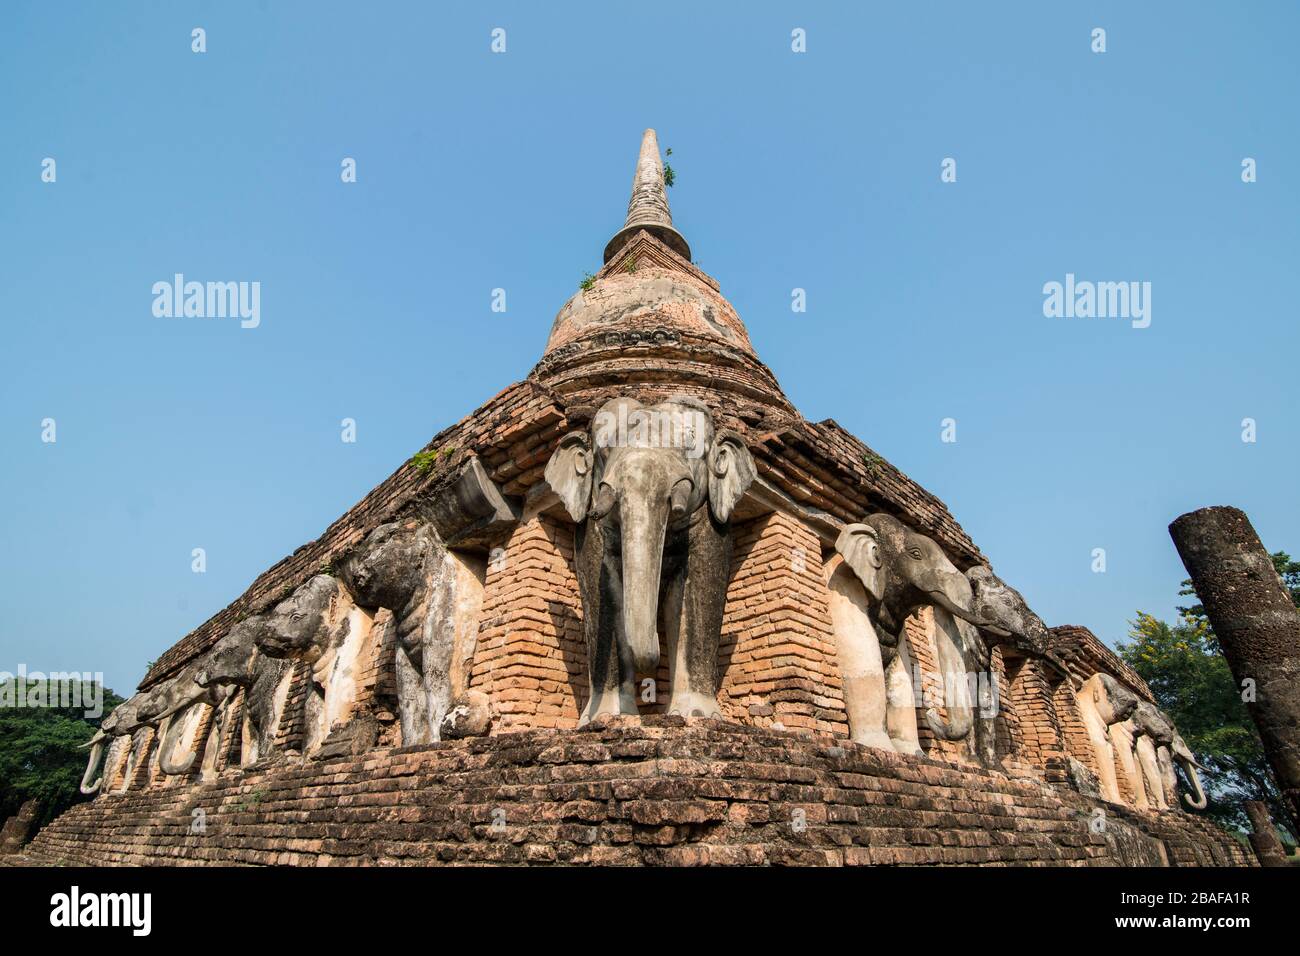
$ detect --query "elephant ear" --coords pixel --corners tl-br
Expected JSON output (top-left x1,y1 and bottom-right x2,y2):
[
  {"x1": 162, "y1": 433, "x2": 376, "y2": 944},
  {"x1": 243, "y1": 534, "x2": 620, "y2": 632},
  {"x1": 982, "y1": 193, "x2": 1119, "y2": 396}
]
[
  {"x1": 707, "y1": 430, "x2": 755, "y2": 523},
  {"x1": 544, "y1": 430, "x2": 594, "y2": 523},
  {"x1": 836, "y1": 523, "x2": 885, "y2": 602}
]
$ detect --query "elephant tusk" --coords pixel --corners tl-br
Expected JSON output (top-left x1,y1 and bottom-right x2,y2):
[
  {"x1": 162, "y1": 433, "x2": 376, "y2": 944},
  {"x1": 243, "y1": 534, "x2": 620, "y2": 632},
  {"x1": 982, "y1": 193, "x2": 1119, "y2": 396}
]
[
  {"x1": 79, "y1": 736, "x2": 105, "y2": 795},
  {"x1": 1179, "y1": 757, "x2": 1209, "y2": 810},
  {"x1": 590, "y1": 483, "x2": 617, "y2": 520},
  {"x1": 669, "y1": 478, "x2": 693, "y2": 520}
]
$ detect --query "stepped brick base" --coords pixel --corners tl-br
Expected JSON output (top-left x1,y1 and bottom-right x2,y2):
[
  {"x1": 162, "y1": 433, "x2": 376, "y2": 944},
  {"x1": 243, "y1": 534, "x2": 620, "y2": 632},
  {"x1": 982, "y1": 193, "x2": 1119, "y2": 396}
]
[{"x1": 15, "y1": 719, "x2": 1251, "y2": 867}]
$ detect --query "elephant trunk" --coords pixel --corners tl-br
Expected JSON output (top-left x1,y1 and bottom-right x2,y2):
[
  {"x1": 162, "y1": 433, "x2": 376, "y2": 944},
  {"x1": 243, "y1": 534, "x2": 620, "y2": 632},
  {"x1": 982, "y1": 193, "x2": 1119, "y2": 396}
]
[
  {"x1": 925, "y1": 701, "x2": 974, "y2": 741},
  {"x1": 619, "y1": 488, "x2": 670, "y2": 674},
  {"x1": 159, "y1": 704, "x2": 200, "y2": 775},
  {"x1": 927, "y1": 585, "x2": 993, "y2": 632},
  {"x1": 1173, "y1": 742, "x2": 1208, "y2": 810},
  {"x1": 79, "y1": 733, "x2": 106, "y2": 795},
  {"x1": 621, "y1": 504, "x2": 670, "y2": 676},
  {"x1": 922, "y1": 583, "x2": 979, "y2": 742}
]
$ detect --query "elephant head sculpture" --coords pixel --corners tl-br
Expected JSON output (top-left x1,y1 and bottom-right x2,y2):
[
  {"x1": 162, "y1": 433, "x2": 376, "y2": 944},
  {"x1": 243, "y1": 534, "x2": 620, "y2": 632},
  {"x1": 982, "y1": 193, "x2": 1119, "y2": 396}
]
[
  {"x1": 155, "y1": 618, "x2": 294, "y2": 774},
  {"x1": 1075, "y1": 672, "x2": 1141, "y2": 804},
  {"x1": 835, "y1": 514, "x2": 995, "y2": 754},
  {"x1": 255, "y1": 574, "x2": 374, "y2": 753},
  {"x1": 151, "y1": 639, "x2": 268, "y2": 778},
  {"x1": 1130, "y1": 699, "x2": 1208, "y2": 810},
  {"x1": 340, "y1": 520, "x2": 484, "y2": 745},
  {"x1": 544, "y1": 395, "x2": 755, "y2": 724},
  {"x1": 965, "y1": 566, "x2": 1071, "y2": 672}
]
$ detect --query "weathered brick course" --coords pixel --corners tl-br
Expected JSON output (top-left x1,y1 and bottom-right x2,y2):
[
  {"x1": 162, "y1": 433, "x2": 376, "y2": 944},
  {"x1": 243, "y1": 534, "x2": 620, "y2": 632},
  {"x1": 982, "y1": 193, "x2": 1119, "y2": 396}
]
[{"x1": 13, "y1": 720, "x2": 1250, "y2": 867}]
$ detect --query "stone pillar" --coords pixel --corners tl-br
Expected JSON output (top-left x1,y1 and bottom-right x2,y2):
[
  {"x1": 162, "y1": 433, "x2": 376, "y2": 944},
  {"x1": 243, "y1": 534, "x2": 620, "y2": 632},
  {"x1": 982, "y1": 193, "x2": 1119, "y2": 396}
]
[
  {"x1": 0, "y1": 799, "x2": 39, "y2": 855},
  {"x1": 1169, "y1": 506, "x2": 1300, "y2": 837},
  {"x1": 1244, "y1": 800, "x2": 1289, "y2": 867}
]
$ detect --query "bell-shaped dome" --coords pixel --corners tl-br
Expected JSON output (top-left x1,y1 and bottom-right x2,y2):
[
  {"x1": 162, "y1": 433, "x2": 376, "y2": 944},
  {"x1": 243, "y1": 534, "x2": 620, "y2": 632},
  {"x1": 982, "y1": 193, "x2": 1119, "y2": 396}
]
[
  {"x1": 530, "y1": 131, "x2": 793, "y2": 420},
  {"x1": 544, "y1": 263, "x2": 755, "y2": 357}
]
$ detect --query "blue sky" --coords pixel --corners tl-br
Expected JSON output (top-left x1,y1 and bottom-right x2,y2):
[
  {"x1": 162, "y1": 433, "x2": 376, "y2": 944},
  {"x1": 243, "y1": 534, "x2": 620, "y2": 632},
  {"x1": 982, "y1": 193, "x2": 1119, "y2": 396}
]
[{"x1": 2, "y1": 2, "x2": 1296, "y2": 696}]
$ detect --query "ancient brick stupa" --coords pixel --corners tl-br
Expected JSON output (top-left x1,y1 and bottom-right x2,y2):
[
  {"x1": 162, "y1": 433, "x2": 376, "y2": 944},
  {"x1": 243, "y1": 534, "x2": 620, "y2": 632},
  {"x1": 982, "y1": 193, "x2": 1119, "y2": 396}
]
[{"x1": 26, "y1": 131, "x2": 1249, "y2": 866}]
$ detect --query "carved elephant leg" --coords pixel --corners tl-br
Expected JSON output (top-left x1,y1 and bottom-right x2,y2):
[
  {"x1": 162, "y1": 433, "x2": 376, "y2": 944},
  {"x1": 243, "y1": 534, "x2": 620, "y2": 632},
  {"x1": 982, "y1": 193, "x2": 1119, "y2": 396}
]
[
  {"x1": 662, "y1": 517, "x2": 727, "y2": 719},
  {"x1": 576, "y1": 520, "x2": 637, "y2": 724},
  {"x1": 1084, "y1": 714, "x2": 1122, "y2": 803},
  {"x1": 1111, "y1": 720, "x2": 1148, "y2": 810},
  {"x1": 1136, "y1": 736, "x2": 1167, "y2": 810},
  {"x1": 394, "y1": 644, "x2": 430, "y2": 746},
  {"x1": 825, "y1": 562, "x2": 894, "y2": 750},
  {"x1": 884, "y1": 641, "x2": 923, "y2": 756}
]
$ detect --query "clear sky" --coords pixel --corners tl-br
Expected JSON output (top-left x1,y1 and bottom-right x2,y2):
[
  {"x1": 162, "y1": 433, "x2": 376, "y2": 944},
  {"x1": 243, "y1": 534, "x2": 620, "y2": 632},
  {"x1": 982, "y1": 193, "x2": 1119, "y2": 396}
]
[{"x1": 2, "y1": 2, "x2": 1296, "y2": 696}]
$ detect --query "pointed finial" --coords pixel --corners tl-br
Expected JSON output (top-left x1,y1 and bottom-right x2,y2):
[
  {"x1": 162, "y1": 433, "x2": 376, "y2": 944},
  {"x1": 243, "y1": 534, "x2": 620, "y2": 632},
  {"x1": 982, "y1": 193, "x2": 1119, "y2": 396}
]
[{"x1": 603, "y1": 129, "x2": 691, "y2": 264}]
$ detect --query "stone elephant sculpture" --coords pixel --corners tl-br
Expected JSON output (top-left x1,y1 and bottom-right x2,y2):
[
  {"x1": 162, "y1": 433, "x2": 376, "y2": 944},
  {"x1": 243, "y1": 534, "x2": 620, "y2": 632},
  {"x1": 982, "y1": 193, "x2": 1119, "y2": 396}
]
[
  {"x1": 188, "y1": 618, "x2": 294, "y2": 769},
  {"x1": 1130, "y1": 699, "x2": 1208, "y2": 810},
  {"x1": 544, "y1": 395, "x2": 755, "y2": 724},
  {"x1": 339, "y1": 520, "x2": 486, "y2": 745},
  {"x1": 150, "y1": 645, "x2": 258, "y2": 777},
  {"x1": 1074, "y1": 672, "x2": 1140, "y2": 804},
  {"x1": 966, "y1": 565, "x2": 1072, "y2": 679},
  {"x1": 254, "y1": 574, "x2": 375, "y2": 754},
  {"x1": 78, "y1": 668, "x2": 203, "y2": 794},
  {"x1": 79, "y1": 694, "x2": 151, "y2": 795},
  {"x1": 832, "y1": 513, "x2": 995, "y2": 758}
]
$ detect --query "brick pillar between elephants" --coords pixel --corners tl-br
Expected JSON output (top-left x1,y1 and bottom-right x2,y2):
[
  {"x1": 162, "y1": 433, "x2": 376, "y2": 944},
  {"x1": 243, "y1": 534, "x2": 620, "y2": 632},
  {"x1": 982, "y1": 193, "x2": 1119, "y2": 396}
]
[{"x1": 716, "y1": 511, "x2": 848, "y2": 737}]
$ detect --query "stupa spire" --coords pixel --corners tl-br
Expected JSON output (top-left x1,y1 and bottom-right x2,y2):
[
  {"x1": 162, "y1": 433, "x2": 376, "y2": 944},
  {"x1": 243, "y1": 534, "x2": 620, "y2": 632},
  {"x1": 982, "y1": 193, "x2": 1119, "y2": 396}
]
[{"x1": 603, "y1": 128, "x2": 692, "y2": 264}]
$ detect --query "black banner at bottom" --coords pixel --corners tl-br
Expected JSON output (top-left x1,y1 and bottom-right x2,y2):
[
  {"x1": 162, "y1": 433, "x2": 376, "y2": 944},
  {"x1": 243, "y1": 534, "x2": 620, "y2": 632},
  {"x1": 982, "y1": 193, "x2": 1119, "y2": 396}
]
[{"x1": 0, "y1": 864, "x2": 1284, "y2": 942}]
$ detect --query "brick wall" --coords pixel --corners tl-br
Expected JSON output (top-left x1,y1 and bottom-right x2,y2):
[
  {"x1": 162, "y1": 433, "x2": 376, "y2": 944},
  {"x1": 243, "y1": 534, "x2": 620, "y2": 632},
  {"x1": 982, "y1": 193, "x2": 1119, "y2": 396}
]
[
  {"x1": 717, "y1": 512, "x2": 848, "y2": 737},
  {"x1": 1055, "y1": 677, "x2": 1102, "y2": 780},
  {"x1": 13, "y1": 719, "x2": 1251, "y2": 868},
  {"x1": 470, "y1": 514, "x2": 586, "y2": 732},
  {"x1": 1006, "y1": 656, "x2": 1072, "y2": 784}
]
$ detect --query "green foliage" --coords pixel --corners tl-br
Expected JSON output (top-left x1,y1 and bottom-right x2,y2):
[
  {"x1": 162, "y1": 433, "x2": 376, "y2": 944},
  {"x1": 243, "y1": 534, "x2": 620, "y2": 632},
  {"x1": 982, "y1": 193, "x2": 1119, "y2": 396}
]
[
  {"x1": 237, "y1": 787, "x2": 269, "y2": 810},
  {"x1": 624, "y1": 255, "x2": 639, "y2": 275},
  {"x1": 0, "y1": 680, "x2": 126, "y2": 829},
  {"x1": 663, "y1": 164, "x2": 676, "y2": 188},
  {"x1": 411, "y1": 449, "x2": 439, "y2": 472},
  {"x1": 411, "y1": 445, "x2": 456, "y2": 474},
  {"x1": 579, "y1": 272, "x2": 596, "y2": 291},
  {"x1": 861, "y1": 452, "x2": 884, "y2": 478},
  {"x1": 1117, "y1": 551, "x2": 1300, "y2": 846}
]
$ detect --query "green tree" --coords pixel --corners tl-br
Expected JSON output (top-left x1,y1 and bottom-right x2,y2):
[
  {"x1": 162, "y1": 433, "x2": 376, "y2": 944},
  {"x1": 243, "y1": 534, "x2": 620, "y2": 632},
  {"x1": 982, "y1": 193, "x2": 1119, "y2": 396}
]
[
  {"x1": 0, "y1": 679, "x2": 125, "y2": 829},
  {"x1": 1117, "y1": 552, "x2": 1299, "y2": 846}
]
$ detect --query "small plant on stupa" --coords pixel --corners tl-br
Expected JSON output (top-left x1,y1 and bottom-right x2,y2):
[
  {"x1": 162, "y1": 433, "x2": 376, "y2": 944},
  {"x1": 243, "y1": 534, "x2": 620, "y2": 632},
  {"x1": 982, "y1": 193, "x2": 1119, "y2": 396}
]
[
  {"x1": 411, "y1": 449, "x2": 439, "y2": 472},
  {"x1": 624, "y1": 255, "x2": 639, "y2": 275},
  {"x1": 580, "y1": 272, "x2": 596, "y2": 291},
  {"x1": 412, "y1": 446, "x2": 455, "y2": 473},
  {"x1": 862, "y1": 452, "x2": 884, "y2": 478},
  {"x1": 664, "y1": 148, "x2": 676, "y2": 187}
]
